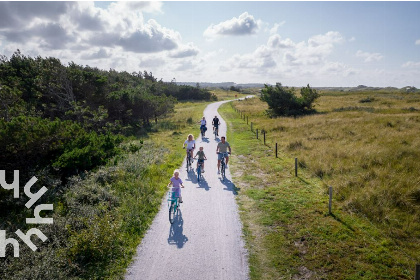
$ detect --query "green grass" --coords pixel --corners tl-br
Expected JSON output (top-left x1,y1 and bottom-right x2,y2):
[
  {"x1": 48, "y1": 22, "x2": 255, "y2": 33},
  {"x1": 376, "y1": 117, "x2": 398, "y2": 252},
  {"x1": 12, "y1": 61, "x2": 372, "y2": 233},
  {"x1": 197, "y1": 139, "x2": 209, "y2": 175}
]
[{"x1": 219, "y1": 99, "x2": 417, "y2": 280}]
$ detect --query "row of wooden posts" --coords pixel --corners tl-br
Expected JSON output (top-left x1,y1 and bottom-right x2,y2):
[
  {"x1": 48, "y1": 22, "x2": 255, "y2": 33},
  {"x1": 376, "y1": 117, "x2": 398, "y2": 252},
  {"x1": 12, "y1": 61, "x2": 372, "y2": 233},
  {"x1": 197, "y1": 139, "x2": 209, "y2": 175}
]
[{"x1": 234, "y1": 104, "x2": 420, "y2": 278}]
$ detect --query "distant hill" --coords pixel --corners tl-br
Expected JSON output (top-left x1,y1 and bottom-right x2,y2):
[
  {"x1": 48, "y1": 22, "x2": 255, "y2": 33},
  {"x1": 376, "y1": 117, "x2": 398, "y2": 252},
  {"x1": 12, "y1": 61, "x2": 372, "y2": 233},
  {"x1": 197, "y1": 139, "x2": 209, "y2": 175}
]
[
  {"x1": 176, "y1": 82, "x2": 266, "y2": 89},
  {"x1": 176, "y1": 82, "x2": 419, "y2": 93}
]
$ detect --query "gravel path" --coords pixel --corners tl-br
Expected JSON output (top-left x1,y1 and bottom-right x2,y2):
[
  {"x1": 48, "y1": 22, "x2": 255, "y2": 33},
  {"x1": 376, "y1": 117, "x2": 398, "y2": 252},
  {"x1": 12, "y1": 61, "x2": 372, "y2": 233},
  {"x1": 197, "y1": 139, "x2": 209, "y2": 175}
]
[{"x1": 125, "y1": 100, "x2": 249, "y2": 280}]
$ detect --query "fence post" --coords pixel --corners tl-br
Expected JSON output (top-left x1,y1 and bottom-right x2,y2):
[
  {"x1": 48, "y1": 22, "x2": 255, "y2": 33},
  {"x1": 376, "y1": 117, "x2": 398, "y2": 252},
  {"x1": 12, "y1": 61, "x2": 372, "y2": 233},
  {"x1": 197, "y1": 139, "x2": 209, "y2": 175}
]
[
  {"x1": 415, "y1": 264, "x2": 420, "y2": 280},
  {"x1": 251, "y1": 122, "x2": 253, "y2": 132},
  {"x1": 256, "y1": 129, "x2": 259, "y2": 139},
  {"x1": 295, "y1": 158, "x2": 298, "y2": 177},
  {"x1": 275, "y1": 143, "x2": 278, "y2": 158},
  {"x1": 263, "y1": 130, "x2": 266, "y2": 145},
  {"x1": 247, "y1": 116, "x2": 248, "y2": 125},
  {"x1": 328, "y1": 187, "x2": 333, "y2": 215}
]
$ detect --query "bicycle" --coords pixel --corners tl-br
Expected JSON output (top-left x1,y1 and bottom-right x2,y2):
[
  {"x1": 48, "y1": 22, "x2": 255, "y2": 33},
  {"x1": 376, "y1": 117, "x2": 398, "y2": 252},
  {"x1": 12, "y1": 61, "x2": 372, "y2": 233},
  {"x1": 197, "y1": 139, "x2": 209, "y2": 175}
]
[
  {"x1": 218, "y1": 152, "x2": 230, "y2": 181},
  {"x1": 201, "y1": 126, "x2": 206, "y2": 138},
  {"x1": 185, "y1": 148, "x2": 193, "y2": 172},
  {"x1": 213, "y1": 126, "x2": 219, "y2": 138},
  {"x1": 196, "y1": 159, "x2": 206, "y2": 182},
  {"x1": 167, "y1": 190, "x2": 180, "y2": 224}
]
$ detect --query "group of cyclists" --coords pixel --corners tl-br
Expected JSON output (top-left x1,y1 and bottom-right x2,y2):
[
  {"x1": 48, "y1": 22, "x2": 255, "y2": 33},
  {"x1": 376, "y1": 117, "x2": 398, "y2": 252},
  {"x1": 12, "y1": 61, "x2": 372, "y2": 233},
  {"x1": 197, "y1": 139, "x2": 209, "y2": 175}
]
[{"x1": 167, "y1": 115, "x2": 232, "y2": 203}]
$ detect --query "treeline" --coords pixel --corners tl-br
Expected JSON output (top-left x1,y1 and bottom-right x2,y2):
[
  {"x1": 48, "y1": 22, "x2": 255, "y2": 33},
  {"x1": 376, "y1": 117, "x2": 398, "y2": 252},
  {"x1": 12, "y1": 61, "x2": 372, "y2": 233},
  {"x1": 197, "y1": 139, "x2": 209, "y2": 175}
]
[{"x1": 0, "y1": 50, "x2": 216, "y2": 190}]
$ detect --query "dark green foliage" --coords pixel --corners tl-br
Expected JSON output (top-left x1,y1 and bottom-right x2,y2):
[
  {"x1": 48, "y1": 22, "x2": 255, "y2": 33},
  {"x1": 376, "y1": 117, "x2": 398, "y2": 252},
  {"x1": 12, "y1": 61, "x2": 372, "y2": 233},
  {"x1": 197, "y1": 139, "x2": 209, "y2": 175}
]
[
  {"x1": 229, "y1": 85, "x2": 242, "y2": 92},
  {"x1": 164, "y1": 84, "x2": 217, "y2": 101},
  {"x1": 0, "y1": 51, "x2": 200, "y2": 279},
  {"x1": 260, "y1": 83, "x2": 319, "y2": 116}
]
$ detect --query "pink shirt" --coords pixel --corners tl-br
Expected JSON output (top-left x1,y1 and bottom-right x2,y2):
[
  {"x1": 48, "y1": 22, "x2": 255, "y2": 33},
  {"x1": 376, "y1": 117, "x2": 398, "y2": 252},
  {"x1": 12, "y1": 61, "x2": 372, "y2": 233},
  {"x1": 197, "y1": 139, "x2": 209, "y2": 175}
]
[{"x1": 170, "y1": 177, "x2": 183, "y2": 188}]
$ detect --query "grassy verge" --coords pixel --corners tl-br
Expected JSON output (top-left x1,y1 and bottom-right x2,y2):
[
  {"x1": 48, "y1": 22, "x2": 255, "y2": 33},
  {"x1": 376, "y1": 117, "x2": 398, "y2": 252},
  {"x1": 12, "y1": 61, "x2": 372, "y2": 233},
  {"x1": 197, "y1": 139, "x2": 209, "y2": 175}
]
[{"x1": 219, "y1": 97, "x2": 418, "y2": 279}]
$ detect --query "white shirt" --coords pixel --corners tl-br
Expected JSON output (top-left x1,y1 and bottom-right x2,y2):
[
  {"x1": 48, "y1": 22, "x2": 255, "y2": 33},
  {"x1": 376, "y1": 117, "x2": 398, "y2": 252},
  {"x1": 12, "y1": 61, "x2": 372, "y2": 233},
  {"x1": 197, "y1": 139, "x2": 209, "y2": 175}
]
[
  {"x1": 200, "y1": 119, "x2": 207, "y2": 125},
  {"x1": 184, "y1": 139, "x2": 196, "y2": 150}
]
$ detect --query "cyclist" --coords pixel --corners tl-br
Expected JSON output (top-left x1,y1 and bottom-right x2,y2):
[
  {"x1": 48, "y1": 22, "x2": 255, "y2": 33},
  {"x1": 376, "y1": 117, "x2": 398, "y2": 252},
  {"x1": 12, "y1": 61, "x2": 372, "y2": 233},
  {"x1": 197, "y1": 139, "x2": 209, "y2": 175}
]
[
  {"x1": 216, "y1": 136, "x2": 231, "y2": 174},
  {"x1": 199, "y1": 117, "x2": 207, "y2": 136},
  {"x1": 167, "y1": 169, "x2": 185, "y2": 203},
  {"x1": 183, "y1": 134, "x2": 196, "y2": 161},
  {"x1": 212, "y1": 115, "x2": 220, "y2": 136},
  {"x1": 194, "y1": 146, "x2": 207, "y2": 173}
]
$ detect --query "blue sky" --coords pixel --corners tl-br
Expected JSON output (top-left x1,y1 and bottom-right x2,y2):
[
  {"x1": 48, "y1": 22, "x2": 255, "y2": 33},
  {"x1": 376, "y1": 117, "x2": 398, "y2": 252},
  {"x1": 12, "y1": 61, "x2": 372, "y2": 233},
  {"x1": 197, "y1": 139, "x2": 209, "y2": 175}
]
[{"x1": 1, "y1": 1, "x2": 419, "y2": 87}]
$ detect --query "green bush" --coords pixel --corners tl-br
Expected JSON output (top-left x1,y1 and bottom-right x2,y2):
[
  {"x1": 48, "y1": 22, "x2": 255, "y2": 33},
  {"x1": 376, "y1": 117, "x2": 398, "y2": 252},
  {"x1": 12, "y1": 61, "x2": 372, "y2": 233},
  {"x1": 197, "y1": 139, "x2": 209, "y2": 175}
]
[{"x1": 260, "y1": 83, "x2": 319, "y2": 116}]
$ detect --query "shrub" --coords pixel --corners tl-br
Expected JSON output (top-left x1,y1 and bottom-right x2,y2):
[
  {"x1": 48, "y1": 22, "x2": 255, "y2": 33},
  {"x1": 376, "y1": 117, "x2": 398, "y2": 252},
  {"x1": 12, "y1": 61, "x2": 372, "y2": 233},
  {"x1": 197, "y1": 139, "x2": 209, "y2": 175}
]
[{"x1": 260, "y1": 83, "x2": 319, "y2": 116}]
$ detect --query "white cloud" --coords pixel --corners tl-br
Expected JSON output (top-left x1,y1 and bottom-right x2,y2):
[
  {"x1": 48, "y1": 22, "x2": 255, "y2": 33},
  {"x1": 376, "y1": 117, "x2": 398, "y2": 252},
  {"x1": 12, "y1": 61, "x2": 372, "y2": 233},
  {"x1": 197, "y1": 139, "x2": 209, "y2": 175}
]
[
  {"x1": 268, "y1": 35, "x2": 295, "y2": 49},
  {"x1": 169, "y1": 43, "x2": 199, "y2": 58},
  {"x1": 0, "y1": 1, "x2": 184, "y2": 57},
  {"x1": 203, "y1": 12, "x2": 260, "y2": 39},
  {"x1": 415, "y1": 39, "x2": 420, "y2": 45},
  {"x1": 356, "y1": 50, "x2": 384, "y2": 62},
  {"x1": 269, "y1": 21, "x2": 285, "y2": 35},
  {"x1": 140, "y1": 57, "x2": 166, "y2": 68},
  {"x1": 402, "y1": 61, "x2": 420, "y2": 68},
  {"x1": 117, "y1": 20, "x2": 179, "y2": 53},
  {"x1": 80, "y1": 48, "x2": 111, "y2": 60}
]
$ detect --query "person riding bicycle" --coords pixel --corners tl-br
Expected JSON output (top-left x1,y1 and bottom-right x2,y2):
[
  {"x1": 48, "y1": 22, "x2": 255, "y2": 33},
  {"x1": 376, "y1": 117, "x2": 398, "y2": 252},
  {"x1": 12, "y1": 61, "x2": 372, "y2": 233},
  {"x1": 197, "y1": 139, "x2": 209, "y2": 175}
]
[
  {"x1": 216, "y1": 136, "x2": 231, "y2": 174},
  {"x1": 199, "y1": 117, "x2": 207, "y2": 136},
  {"x1": 194, "y1": 146, "x2": 207, "y2": 173},
  {"x1": 212, "y1": 115, "x2": 220, "y2": 136},
  {"x1": 183, "y1": 134, "x2": 196, "y2": 161},
  {"x1": 167, "y1": 169, "x2": 185, "y2": 203}
]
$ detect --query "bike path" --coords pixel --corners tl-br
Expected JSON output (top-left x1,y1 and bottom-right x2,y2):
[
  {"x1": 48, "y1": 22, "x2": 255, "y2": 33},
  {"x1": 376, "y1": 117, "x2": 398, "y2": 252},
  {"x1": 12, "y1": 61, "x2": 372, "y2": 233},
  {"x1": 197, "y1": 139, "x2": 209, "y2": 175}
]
[{"x1": 125, "y1": 100, "x2": 249, "y2": 280}]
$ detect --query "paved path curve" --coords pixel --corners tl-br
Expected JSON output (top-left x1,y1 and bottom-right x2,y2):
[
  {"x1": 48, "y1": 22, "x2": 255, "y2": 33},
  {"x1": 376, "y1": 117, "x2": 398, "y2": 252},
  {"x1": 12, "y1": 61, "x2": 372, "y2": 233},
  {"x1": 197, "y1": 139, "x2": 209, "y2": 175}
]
[{"x1": 125, "y1": 100, "x2": 249, "y2": 280}]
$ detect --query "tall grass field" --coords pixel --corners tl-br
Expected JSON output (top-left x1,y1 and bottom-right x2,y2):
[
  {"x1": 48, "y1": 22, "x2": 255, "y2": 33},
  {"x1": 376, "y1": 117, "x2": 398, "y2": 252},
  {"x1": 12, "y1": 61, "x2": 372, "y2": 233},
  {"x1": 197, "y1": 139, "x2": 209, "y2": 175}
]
[{"x1": 219, "y1": 89, "x2": 420, "y2": 279}]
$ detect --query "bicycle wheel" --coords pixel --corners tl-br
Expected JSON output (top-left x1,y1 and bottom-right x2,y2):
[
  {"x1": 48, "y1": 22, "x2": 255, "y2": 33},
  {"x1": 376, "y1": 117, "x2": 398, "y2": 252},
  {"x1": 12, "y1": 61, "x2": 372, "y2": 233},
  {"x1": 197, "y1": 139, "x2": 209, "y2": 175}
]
[
  {"x1": 221, "y1": 162, "x2": 225, "y2": 180},
  {"x1": 186, "y1": 155, "x2": 190, "y2": 171},
  {"x1": 197, "y1": 165, "x2": 201, "y2": 182},
  {"x1": 169, "y1": 202, "x2": 175, "y2": 224}
]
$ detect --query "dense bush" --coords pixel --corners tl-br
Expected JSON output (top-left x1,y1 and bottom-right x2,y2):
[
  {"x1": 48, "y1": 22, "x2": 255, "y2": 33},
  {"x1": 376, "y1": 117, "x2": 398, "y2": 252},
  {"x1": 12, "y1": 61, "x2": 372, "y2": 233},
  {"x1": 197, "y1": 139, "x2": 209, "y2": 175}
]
[{"x1": 260, "y1": 83, "x2": 319, "y2": 116}]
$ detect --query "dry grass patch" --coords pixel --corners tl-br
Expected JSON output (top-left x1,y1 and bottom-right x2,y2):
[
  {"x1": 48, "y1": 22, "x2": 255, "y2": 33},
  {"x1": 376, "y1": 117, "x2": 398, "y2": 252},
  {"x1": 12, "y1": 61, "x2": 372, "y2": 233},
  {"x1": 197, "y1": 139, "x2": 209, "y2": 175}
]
[{"x1": 222, "y1": 90, "x2": 419, "y2": 279}]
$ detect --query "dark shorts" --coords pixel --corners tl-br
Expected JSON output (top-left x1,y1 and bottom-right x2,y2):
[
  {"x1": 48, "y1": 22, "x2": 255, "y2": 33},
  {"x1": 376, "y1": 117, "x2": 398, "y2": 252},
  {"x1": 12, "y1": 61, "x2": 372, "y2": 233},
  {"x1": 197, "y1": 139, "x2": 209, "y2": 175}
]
[{"x1": 198, "y1": 159, "x2": 204, "y2": 164}]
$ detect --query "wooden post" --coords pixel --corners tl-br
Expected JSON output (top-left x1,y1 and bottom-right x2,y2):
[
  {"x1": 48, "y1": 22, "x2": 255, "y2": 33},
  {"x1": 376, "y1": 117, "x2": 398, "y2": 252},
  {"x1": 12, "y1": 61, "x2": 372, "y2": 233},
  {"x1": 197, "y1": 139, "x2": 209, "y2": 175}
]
[
  {"x1": 251, "y1": 122, "x2": 253, "y2": 132},
  {"x1": 263, "y1": 131, "x2": 266, "y2": 145},
  {"x1": 415, "y1": 264, "x2": 420, "y2": 280},
  {"x1": 256, "y1": 129, "x2": 259, "y2": 139},
  {"x1": 247, "y1": 116, "x2": 248, "y2": 125},
  {"x1": 329, "y1": 186, "x2": 333, "y2": 215},
  {"x1": 275, "y1": 143, "x2": 278, "y2": 158},
  {"x1": 295, "y1": 158, "x2": 298, "y2": 177}
]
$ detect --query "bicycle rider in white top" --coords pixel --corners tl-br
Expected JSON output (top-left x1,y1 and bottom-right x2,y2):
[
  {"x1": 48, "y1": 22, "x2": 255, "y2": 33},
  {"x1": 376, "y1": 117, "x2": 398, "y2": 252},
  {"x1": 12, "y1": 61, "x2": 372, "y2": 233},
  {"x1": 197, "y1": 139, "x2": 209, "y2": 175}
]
[
  {"x1": 183, "y1": 134, "x2": 196, "y2": 162},
  {"x1": 199, "y1": 117, "x2": 207, "y2": 136}
]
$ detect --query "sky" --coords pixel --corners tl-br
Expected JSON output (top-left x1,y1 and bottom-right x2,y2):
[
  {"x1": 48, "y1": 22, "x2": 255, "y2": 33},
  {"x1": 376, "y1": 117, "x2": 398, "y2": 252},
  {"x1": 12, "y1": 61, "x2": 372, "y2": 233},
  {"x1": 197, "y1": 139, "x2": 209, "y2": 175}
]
[{"x1": 0, "y1": 1, "x2": 419, "y2": 87}]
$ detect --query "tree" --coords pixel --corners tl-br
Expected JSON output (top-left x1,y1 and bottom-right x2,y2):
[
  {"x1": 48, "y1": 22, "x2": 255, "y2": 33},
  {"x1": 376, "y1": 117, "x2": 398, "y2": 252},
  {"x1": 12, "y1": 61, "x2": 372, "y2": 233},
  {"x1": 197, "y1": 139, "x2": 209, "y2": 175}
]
[
  {"x1": 260, "y1": 83, "x2": 319, "y2": 116},
  {"x1": 299, "y1": 84, "x2": 319, "y2": 110}
]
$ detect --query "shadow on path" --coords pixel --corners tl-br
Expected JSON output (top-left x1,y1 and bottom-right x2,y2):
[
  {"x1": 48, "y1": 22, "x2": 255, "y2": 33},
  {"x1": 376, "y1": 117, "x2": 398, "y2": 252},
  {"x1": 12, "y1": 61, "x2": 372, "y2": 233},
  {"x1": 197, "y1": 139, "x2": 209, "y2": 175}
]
[
  {"x1": 168, "y1": 209, "x2": 188, "y2": 249},
  {"x1": 219, "y1": 176, "x2": 240, "y2": 195},
  {"x1": 185, "y1": 168, "x2": 198, "y2": 184},
  {"x1": 197, "y1": 176, "x2": 210, "y2": 191}
]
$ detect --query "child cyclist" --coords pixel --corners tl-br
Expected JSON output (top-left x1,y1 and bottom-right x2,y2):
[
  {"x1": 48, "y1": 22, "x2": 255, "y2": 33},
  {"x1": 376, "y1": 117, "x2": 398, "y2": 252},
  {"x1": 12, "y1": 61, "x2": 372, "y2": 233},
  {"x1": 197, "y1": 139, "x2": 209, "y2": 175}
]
[
  {"x1": 194, "y1": 146, "x2": 207, "y2": 173},
  {"x1": 183, "y1": 134, "x2": 196, "y2": 161},
  {"x1": 167, "y1": 169, "x2": 185, "y2": 203}
]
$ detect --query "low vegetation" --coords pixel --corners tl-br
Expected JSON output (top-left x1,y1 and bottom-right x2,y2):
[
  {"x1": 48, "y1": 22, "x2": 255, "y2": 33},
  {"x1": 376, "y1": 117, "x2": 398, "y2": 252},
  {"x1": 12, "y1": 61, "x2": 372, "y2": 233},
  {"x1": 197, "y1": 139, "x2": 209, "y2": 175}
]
[
  {"x1": 220, "y1": 88, "x2": 420, "y2": 279},
  {"x1": 0, "y1": 51, "x2": 220, "y2": 279}
]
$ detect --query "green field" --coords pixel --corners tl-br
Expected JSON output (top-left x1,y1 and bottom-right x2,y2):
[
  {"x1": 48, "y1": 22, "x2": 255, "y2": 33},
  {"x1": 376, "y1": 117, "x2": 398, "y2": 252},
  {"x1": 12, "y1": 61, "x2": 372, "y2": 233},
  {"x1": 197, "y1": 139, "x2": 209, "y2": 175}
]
[{"x1": 219, "y1": 89, "x2": 420, "y2": 279}]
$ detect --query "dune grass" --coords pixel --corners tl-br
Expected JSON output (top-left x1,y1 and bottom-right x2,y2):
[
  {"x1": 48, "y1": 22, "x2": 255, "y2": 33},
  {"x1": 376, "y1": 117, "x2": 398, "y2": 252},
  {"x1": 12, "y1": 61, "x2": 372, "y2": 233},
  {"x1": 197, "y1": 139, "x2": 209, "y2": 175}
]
[{"x1": 219, "y1": 90, "x2": 420, "y2": 279}]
